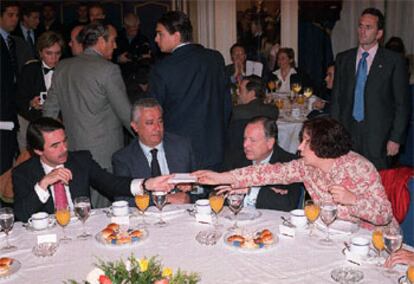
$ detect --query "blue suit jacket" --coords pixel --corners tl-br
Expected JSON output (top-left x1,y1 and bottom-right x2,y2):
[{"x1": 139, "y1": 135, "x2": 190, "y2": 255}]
[{"x1": 111, "y1": 133, "x2": 198, "y2": 205}]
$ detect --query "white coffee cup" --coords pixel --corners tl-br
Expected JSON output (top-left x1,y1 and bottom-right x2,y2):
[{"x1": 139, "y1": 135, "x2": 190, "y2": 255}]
[
  {"x1": 350, "y1": 237, "x2": 370, "y2": 256},
  {"x1": 290, "y1": 209, "x2": 307, "y2": 228},
  {"x1": 110, "y1": 201, "x2": 129, "y2": 216},
  {"x1": 291, "y1": 108, "x2": 301, "y2": 118},
  {"x1": 28, "y1": 212, "x2": 50, "y2": 230},
  {"x1": 194, "y1": 199, "x2": 211, "y2": 215}
]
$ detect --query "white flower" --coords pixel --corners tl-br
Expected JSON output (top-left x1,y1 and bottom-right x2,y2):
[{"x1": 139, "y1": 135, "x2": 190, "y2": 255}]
[
  {"x1": 86, "y1": 267, "x2": 106, "y2": 284},
  {"x1": 124, "y1": 260, "x2": 131, "y2": 272}
]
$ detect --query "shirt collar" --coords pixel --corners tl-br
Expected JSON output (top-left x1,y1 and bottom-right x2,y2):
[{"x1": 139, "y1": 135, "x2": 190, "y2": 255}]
[
  {"x1": 0, "y1": 28, "x2": 9, "y2": 42},
  {"x1": 253, "y1": 150, "x2": 273, "y2": 165},
  {"x1": 40, "y1": 159, "x2": 64, "y2": 175},
  {"x1": 42, "y1": 61, "x2": 53, "y2": 69},
  {"x1": 20, "y1": 22, "x2": 31, "y2": 36},
  {"x1": 357, "y1": 43, "x2": 378, "y2": 59},
  {"x1": 138, "y1": 140, "x2": 165, "y2": 157},
  {"x1": 172, "y1": 42, "x2": 191, "y2": 53}
]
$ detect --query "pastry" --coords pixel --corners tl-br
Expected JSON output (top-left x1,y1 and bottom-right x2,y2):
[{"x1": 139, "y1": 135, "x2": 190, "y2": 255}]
[
  {"x1": 0, "y1": 258, "x2": 13, "y2": 266},
  {"x1": 130, "y1": 230, "x2": 142, "y2": 238},
  {"x1": 106, "y1": 223, "x2": 120, "y2": 232},
  {"x1": 227, "y1": 235, "x2": 245, "y2": 244},
  {"x1": 101, "y1": 228, "x2": 115, "y2": 240}
]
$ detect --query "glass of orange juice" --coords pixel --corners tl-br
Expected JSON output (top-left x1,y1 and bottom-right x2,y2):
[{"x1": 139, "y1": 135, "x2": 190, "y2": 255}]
[
  {"x1": 291, "y1": 83, "x2": 302, "y2": 94},
  {"x1": 407, "y1": 265, "x2": 414, "y2": 284},
  {"x1": 209, "y1": 191, "x2": 225, "y2": 229},
  {"x1": 275, "y1": 98, "x2": 284, "y2": 109},
  {"x1": 55, "y1": 205, "x2": 71, "y2": 243},
  {"x1": 372, "y1": 228, "x2": 385, "y2": 264},
  {"x1": 304, "y1": 200, "x2": 320, "y2": 236},
  {"x1": 135, "y1": 193, "x2": 150, "y2": 227}
]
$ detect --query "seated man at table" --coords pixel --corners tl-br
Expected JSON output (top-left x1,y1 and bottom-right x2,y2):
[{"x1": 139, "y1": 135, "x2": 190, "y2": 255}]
[
  {"x1": 196, "y1": 117, "x2": 396, "y2": 229},
  {"x1": 112, "y1": 98, "x2": 197, "y2": 206},
  {"x1": 224, "y1": 75, "x2": 278, "y2": 168},
  {"x1": 12, "y1": 117, "x2": 173, "y2": 222},
  {"x1": 226, "y1": 116, "x2": 302, "y2": 211}
]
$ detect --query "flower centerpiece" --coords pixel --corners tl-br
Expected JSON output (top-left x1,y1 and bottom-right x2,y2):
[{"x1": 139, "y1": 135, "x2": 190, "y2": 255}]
[{"x1": 65, "y1": 255, "x2": 200, "y2": 284}]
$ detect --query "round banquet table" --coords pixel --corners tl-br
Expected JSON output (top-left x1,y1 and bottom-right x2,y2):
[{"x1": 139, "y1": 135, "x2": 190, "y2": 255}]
[{"x1": 1, "y1": 205, "x2": 410, "y2": 283}]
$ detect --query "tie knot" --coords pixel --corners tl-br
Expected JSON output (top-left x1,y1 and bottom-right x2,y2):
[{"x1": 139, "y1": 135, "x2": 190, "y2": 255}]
[
  {"x1": 362, "y1": 52, "x2": 369, "y2": 59},
  {"x1": 150, "y1": 148, "x2": 158, "y2": 157}
]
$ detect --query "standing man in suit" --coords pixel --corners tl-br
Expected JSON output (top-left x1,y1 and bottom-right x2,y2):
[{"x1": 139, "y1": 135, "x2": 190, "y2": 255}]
[
  {"x1": 0, "y1": 2, "x2": 32, "y2": 175},
  {"x1": 43, "y1": 23, "x2": 132, "y2": 208},
  {"x1": 225, "y1": 116, "x2": 302, "y2": 211},
  {"x1": 16, "y1": 31, "x2": 65, "y2": 150},
  {"x1": 112, "y1": 98, "x2": 197, "y2": 206},
  {"x1": 11, "y1": 4, "x2": 39, "y2": 58},
  {"x1": 331, "y1": 8, "x2": 410, "y2": 170},
  {"x1": 12, "y1": 117, "x2": 174, "y2": 222},
  {"x1": 36, "y1": 3, "x2": 64, "y2": 36},
  {"x1": 149, "y1": 11, "x2": 231, "y2": 171}
]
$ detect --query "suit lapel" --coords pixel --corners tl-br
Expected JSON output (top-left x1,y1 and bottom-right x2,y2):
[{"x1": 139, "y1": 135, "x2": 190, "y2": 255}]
[
  {"x1": 347, "y1": 49, "x2": 358, "y2": 94},
  {"x1": 38, "y1": 63, "x2": 47, "y2": 91},
  {"x1": 163, "y1": 135, "x2": 179, "y2": 173},
  {"x1": 133, "y1": 140, "x2": 151, "y2": 177},
  {"x1": 32, "y1": 157, "x2": 55, "y2": 212},
  {"x1": 366, "y1": 48, "x2": 385, "y2": 86}
]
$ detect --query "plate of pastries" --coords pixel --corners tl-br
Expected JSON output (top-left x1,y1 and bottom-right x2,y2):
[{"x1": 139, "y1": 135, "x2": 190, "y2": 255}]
[
  {"x1": 224, "y1": 229, "x2": 277, "y2": 250},
  {"x1": 95, "y1": 223, "x2": 148, "y2": 246},
  {"x1": 0, "y1": 257, "x2": 21, "y2": 279}
]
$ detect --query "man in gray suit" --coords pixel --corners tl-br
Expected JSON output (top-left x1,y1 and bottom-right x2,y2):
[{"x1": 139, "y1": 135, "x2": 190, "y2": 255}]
[
  {"x1": 43, "y1": 23, "x2": 131, "y2": 208},
  {"x1": 112, "y1": 98, "x2": 197, "y2": 206},
  {"x1": 331, "y1": 8, "x2": 410, "y2": 170}
]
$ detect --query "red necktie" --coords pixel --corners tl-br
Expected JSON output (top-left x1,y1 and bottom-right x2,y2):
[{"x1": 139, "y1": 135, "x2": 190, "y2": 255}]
[{"x1": 53, "y1": 182, "x2": 68, "y2": 209}]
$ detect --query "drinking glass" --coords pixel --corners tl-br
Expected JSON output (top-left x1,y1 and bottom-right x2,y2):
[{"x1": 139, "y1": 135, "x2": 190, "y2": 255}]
[
  {"x1": 291, "y1": 83, "x2": 302, "y2": 95},
  {"x1": 209, "y1": 192, "x2": 225, "y2": 229},
  {"x1": 372, "y1": 228, "x2": 385, "y2": 265},
  {"x1": 135, "y1": 193, "x2": 150, "y2": 227},
  {"x1": 74, "y1": 197, "x2": 92, "y2": 239},
  {"x1": 0, "y1": 208, "x2": 17, "y2": 252},
  {"x1": 227, "y1": 193, "x2": 245, "y2": 231},
  {"x1": 319, "y1": 201, "x2": 337, "y2": 245},
  {"x1": 152, "y1": 192, "x2": 168, "y2": 227},
  {"x1": 383, "y1": 225, "x2": 403, "y2": 275},
  {"x1": 304, "y1": 200, "x2": 320, "y2": 237},
  {"x1": 267, "y1": 81, "x2": 276, "y2": 93},
  {"x1": 407, "y1": 265, "x2": 414, "y2": 284},
  {"x1": 55, "y1": 205, "x2": 72, "y2": 243},
  {"x1": 275, "y1": 98, "x2": 284, "y2": 109},
  {"x1": 303, "y1": 87, "x2": 313, "y2": 98}
]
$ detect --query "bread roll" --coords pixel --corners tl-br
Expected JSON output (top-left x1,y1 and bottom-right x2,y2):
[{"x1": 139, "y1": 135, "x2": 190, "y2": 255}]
[
  {"x1": 227, "y1": 235, "x2": 245, "y2": 243},
  {"x1": 0, "y1": 257, "x2": 13, "y2": 266},
  {"x1": 106, "y1": 223, "x2": 120, "y2": 232}
]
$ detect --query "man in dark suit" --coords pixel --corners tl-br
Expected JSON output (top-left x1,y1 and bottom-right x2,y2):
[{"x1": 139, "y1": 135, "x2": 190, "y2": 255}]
[
  {"x1": 112, "y1": 98, "x2": 197, "y2": 206},
  {"x1": 331, "y1": 8, "x2": 410, "y2": 170},
  {"x1": 43, "y1": 23, "x2": 132, "y2": 208},
  {"x1": 12, "y1": 117, "x2": 174, "y2": 222},
  {"x1": 0, "y1": 2, "x2": 32, "y2": 175},
  {"x1": 224, "y1": 75, "x2": 278, "y2": 169},
  {"x1": 36, "y1": 4, "x2": 64, "y2": 36},
  {"x1": 11, "y1": 4, "x2": 39, "y2": 58},
  {"x1": 225, "y1": 116, "x2": 301, "y2": 211},
  {"x1": 16, "y1": 31, "x2": 65, "y2": 150},
  {"x1": 148, "y1": 11, "x2": 231, "y2": 171}
]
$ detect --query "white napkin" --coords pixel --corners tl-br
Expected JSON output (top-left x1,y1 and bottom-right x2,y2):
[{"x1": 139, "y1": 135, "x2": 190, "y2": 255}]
[{"x1": 146, "y1": 205, "x2": 185, "y2": 217}]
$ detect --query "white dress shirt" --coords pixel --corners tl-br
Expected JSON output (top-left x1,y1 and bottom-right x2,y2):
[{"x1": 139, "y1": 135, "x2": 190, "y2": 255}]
[
  {"x1": 42, "y1": 61, "x2": 54, "y2": 90},
  {"x1": 139, "y1": 140, "x2": 170, "y2": 175},
  {"x1": 273, "y1": 68, "x2": 297, "y2": 93},
  {"x1": 244, "y1": 151, "x2": 273, "y2": 208}
]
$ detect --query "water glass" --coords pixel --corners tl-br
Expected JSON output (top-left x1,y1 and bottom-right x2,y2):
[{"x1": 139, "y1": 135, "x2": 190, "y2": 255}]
[
  {"x1": 0, "y1": 208, "x2": 17, "y2": 252},
  {"x1": 319, "y1": 201, "x2": 337, "y2": 245},
  {"x1": 227, "y1": 193, "x2": 245, "y2": 231},
  {"x1": 152, "y1": 192, "x2": 168, "y2": 227},
  {"x1": 74, "y1": 197, "x2": 92, "y2": 239}
]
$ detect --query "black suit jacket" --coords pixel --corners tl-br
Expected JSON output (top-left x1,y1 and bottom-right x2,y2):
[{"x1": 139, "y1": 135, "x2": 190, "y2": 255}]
[
  {"x1": 12, "y1": 151, "x2": 133, "y2": 222},
  {"x1": 11, "y1": 24, "x2": 38, "y2": 57},
  {"x1": 112, "y1": 133, "x2": 197, "y2": 205},
  {"x1": 331, "y1": 47, "x2": 410, "y2": 169},
  {"x1": 227, "y1": 145, "x2": 302, "y2": 212},
  {"x1": 149, "y1": 44, "x2": 231, "y2": 170},
  {"x1": 16, "y1": 60, "x2": 45, "y2": 121}
]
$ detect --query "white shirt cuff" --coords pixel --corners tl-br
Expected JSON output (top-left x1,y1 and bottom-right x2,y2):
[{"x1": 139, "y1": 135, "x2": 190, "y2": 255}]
[
  {"x1": 35, "y1": 183, "x2": 51, "y2": 203},
  {"x1": 130, "y1": 179, "x2": 144, "y2": 196}
]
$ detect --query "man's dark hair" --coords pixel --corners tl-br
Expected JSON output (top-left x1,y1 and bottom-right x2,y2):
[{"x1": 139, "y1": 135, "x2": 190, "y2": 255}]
[
  {"x1": 157, "y1": 11, "x2": 193, "y2": 42},
  {"x1": 27, "y1": 117, "x2": 65, "y2": 151},
  {"x1": 244, "y1": 75, "x2": 265, "y2": 99},
  {"x1": 229, "y1": 43, "x2": 245, "y2": 56},
  {"x1": 361, "y1": 8, "x2": 385, "y2": 30},
  {"x1": 1, "y1": 2, "x2": 19, "y2": 16},
  {"x1": 247, "y1": 116, "x2": 278, "y2": 140},
  {"x1": 299, "y1": 117, "x2": 351, "y2": 159},
  {"x1": 79, "y1": 22, "x2": 110, "y2": 48},
  {"x1": 21, "y1": 4, "x2": 39, "y2": 17}
]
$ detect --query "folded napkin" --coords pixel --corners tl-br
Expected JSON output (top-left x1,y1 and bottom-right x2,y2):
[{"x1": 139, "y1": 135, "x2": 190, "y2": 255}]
[
  {"x1": 146, "y1": 205, "x2": 185, "y2": 217},
  {"x1": 315, "y1": 219, "x2": 359, "y2": 236}
]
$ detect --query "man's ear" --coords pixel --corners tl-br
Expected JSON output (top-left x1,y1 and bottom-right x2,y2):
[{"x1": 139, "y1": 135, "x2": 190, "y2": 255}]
[
  {"x1": 130, "y1": 121, "x2": 138, "y2": 135},
  {"x1": 34, "y1": 149, "x2": 43, "y2": 157}
]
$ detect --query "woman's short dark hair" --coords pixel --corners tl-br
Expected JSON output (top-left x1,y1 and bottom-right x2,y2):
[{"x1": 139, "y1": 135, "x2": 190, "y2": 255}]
[
  {"x1": 27, "y1": 117, "x2": 65, "y2": 151},
  {"x1": 299, "y1": 117, "x2": 351, "y2": 158},
  {"x1": 79, "y1": 23, "x2": 110, "y2": 48},
  {"x1": 247, "y1": 116, "x2": 278, "y2": 140},
  {"x1": 277, "y1": 47, "x2": 296, "y2": 68},
  {"x1": 36, "y1": 31, "x2": 65, "y2": 54},
  {"x1": 157, "y1": 11, "x2": 193, "y2": 42},
  {"x1": 244, "y1": 75, "x2": 265, "y2": 99}
]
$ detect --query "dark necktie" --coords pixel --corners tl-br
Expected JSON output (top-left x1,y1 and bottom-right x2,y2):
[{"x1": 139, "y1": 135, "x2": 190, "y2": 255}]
[
  {"x1": 43, "y1": 67, "x2": 55, "y2": 74},
  {"x1": 353, "y1": 51, "x2": 369, "y2": 122},
  {"x1": 53, "y1": 181, "x2": 68, "y2": 209},
  {"x1": 26, "y1": 30, "x2": 35, "y2": 53},
  {"x1": 6, "y1": 35, "x2": 17, "y2": 76},
  {"x1": 150, "y1": 148, "x2": 162, "y2": 177}
]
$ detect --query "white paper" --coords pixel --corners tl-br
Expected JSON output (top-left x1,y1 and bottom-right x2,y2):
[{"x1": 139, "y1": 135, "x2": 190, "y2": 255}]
[
  {"x1": 169, "y1": 173, "x2": 197, "y2": 183},
  {"x1": 0, "y1": 121, "x2": 14, "y2": 131},
  {"x1": 246, "y1": 60, "x2": 263, "y2": 77},
  {"x1": 37, "y1": 234, "x2": 57, "y2": 244}
]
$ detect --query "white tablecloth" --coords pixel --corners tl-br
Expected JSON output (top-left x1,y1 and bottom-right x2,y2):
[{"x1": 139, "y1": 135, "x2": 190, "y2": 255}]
[{"x1": 1, "y1": 205, "x2": 407, "y2": 283}]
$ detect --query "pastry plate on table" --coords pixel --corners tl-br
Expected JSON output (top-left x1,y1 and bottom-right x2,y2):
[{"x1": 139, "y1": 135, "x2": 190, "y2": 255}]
[
  {"x1": 223, "y1": 208, "x2": 262, "y2": 222},
  {"x1": 315, "y1": 219, "x2": 359, "y2": 235},
  {"x1": 0, "y1": 257, "x2": 21, "y2": 279},
  {"x1": 224, "y1": 229, "x2": 277, "y2": 251},
  {"x1": 95, "y1": 223, "x2": 148, "y2": 247}
]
